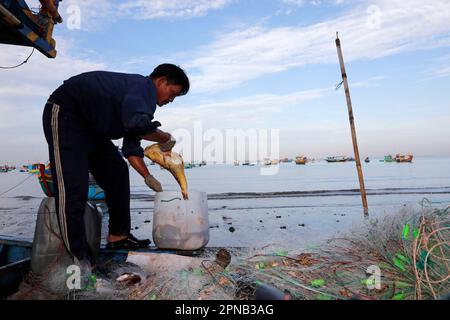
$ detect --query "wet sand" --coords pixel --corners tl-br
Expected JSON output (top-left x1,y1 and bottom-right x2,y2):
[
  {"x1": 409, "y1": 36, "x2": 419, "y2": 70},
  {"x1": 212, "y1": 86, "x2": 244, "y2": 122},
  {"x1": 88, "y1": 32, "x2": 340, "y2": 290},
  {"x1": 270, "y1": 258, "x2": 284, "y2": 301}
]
[{"x1": 1, "y1": 190, "x2": 449, "y2": 250}]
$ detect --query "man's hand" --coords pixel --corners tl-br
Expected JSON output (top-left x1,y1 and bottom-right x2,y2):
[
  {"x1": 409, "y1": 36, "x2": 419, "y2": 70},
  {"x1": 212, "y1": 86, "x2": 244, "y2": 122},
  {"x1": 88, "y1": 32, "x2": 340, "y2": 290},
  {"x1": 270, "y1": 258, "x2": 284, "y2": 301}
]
[
  {"x1": 159, "y1": 133, "x2": 176, "y2": 152},
  {"x1": 145, "y1": 174, "x2": 162, "y2": 192}
]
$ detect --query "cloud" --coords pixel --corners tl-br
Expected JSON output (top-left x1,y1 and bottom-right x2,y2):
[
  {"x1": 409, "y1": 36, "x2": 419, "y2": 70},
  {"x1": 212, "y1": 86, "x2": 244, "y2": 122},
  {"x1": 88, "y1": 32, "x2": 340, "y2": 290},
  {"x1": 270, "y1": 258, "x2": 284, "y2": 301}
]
[
  {"x1": 186, "y1": 0, "x2": 450, "y2": 93},
  {"x1": 282, "y1": 0, "x2": 306, "y2": 7},
  {"x1": 0, "y1": 7, "x2": 105, "y2": 143},
  {"x1": 282, "y1": 0, "x2": 346, "y2": 7},
  {"x1": 119, "y1": 0, "x2": 233, "y2": 20},
  {"x1": 25, "y1": 0, "x2": 232, "y2": 32},
  {"x1": 155, "y1": 87, "x2": 329, "y2": 131},
  {"x1": 418, "y1": 54, "x2": 450, "y2": 81},
  {"x1": 423, "y1": 54, "x2": 450, "y2": 81},
  {"x1": 351, "y1": 75, "x2": 386, "y2": 88},
  {"x1": 424, "y1": 65, "x2": 450, "y2": 81},
  {"x1": 22, "y1": 0, "x2": 114, "y2": 32},
  {"x1": 155, "y1": 91, "x2": 450, "y2": 159},
  {"x1": 63, "y1": 0, "x2": 115, "y2": 31},
  {"x1": 0, "y1": 40, "x2": 105, "y2": 103},
  {"x1": 0, "y1": 37, "x2": 106, "y2": 162}
]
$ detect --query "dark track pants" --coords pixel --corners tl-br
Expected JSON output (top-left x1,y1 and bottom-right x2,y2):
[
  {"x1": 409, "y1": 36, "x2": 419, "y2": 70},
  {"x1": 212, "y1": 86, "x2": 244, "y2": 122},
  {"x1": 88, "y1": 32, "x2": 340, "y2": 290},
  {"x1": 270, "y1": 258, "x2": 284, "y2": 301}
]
[{"x1": 42, "y1": 101, "x2": 131, "y2": 263}]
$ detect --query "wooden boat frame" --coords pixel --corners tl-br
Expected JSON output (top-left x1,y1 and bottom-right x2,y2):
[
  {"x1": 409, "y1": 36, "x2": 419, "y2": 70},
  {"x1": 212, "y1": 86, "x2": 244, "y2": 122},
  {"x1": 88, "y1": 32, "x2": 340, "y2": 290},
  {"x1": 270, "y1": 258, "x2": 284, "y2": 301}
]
[{"x1": 0, "y1": 235, "x2": 217, "y2": 299}]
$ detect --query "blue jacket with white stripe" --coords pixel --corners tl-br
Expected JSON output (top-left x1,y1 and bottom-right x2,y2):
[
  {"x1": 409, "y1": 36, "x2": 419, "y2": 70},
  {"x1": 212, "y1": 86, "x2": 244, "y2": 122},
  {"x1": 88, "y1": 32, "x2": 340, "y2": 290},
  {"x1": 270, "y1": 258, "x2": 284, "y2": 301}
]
[{"x1": 49, "y1": 71, "x2": 161, "y2": 158}]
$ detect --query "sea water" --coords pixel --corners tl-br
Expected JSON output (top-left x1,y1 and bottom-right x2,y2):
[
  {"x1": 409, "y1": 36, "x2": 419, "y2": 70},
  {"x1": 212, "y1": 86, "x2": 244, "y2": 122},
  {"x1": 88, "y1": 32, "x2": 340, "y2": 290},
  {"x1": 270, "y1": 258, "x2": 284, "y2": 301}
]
[{"x1": 1, "y1": 157, "x2": 450, "y2": 247}]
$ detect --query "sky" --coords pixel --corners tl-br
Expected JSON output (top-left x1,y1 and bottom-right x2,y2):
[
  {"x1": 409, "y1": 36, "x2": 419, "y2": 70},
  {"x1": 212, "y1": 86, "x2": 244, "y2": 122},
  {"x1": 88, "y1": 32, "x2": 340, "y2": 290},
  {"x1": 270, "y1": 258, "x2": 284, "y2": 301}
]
[{"x1": 1, "y1": 0, "x2": 450, "y2": 164}]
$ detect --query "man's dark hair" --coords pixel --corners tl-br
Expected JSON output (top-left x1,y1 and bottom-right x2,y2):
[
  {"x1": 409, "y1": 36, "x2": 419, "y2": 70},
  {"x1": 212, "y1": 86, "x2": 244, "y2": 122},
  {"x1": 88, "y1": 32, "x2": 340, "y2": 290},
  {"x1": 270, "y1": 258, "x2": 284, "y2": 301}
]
[{"x1": 150, "y1": 64, "x2": 190, "y2": 96}]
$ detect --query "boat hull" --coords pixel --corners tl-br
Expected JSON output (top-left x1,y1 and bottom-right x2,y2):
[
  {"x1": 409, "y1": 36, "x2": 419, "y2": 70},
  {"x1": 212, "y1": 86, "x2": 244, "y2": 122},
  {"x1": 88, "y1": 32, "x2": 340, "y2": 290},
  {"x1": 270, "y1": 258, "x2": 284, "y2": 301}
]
[
  {"x1": 36, "y1": 164, "x2": 105, "y2": 201},
  {"x1": 0, "y1": 236, "x2": 239, "y2": 299}
]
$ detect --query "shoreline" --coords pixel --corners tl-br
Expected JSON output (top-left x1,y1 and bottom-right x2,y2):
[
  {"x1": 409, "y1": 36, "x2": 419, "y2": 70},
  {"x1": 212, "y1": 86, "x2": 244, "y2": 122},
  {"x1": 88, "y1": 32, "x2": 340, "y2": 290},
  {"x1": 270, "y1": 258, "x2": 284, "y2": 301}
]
[
  {"x1": 2, "y1": 192, "x2": 449, "y2": 250},
  {"x1": 131, "y1": 186, "x2": 450, "y2": 201}
]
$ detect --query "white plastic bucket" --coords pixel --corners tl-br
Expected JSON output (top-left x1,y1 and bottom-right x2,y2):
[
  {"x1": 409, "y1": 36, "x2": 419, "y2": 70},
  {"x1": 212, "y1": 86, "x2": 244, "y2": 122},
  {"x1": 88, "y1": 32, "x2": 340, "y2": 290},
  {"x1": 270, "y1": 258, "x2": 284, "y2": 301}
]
[{"x1": 153, "y1": 190, "x2": 209, "y2": 250}]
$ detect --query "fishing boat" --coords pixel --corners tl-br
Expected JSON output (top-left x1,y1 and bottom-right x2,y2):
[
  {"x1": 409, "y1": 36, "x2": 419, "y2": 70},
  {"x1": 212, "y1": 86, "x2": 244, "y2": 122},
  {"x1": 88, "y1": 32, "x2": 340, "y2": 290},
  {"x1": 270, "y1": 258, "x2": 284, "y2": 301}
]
[
  {"x1": 27, "y1": 163, "x2": 41, "y2": 174},
  {"x1": 37, "y1": 164, "x2": 52, "y2": 197},
  {"x1": 295, "y1": 156, "x2": 307, "y2": 165},
  {"x1": 263, "y1": 159, "x2": 272, "y2": 166},
  {"x1": 0, "y1": 236, "x2": 31, "y2": 299},
  {"x1": 325, "y1": 156, "x2": 348, "y2": 163},
  {"x1": 383, "y1": 155, "x2": 394, "y2": 163},
  {"x1": 395, "y1": 153, "x2": 413, "y2": 163},
  {"x1": 0, "y1": 236, "x2": 216, "y2": 299},
  {"x1": 190, "y1": 161, "x2": 206, "y2": 168},
  {"x1": 184, "y1": 162, "x2": 194, "y2": 169},
  {"x1": 88, "y1": 174, "x2": 106, "y2": 200},
  {"x1": 2, "y1": 165, "x2": 16, "y2": 172},
  {"x1": 37, "y1": 164, "x2": 105, "y2": 201},
  {"x1": 242, "y1": 161, "x2": 255, "y2": 166}
]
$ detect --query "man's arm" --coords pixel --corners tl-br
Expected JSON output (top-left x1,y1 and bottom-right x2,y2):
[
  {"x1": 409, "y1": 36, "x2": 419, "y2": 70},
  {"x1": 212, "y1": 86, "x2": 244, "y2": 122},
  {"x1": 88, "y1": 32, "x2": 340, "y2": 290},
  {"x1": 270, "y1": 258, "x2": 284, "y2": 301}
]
[
  {"x1": 121, "y1": 137, "x2": 149, "y2": 178},
  {"x1": 142, "y1": 129, "x2": 171, "y2": 144},
  {"x1": 128, "y1": 156, "x2": 163, "y2": 192},
  {"x1": 142, "y1": 129, "x2": 176, "y2": 152},
  {"x1": 122, "y1": 134, "x2": 165, "y2": 192},
  {"x1": 127, "y1": 156, "x2": 149, "y2": 179}
]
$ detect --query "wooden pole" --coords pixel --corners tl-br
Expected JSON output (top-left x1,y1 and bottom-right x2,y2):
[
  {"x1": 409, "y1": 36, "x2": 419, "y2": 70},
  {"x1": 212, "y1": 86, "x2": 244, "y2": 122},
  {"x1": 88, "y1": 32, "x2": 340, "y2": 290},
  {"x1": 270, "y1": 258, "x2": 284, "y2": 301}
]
[{"x1": 335, "y1": 33, "x2": 369, "y2": 217}]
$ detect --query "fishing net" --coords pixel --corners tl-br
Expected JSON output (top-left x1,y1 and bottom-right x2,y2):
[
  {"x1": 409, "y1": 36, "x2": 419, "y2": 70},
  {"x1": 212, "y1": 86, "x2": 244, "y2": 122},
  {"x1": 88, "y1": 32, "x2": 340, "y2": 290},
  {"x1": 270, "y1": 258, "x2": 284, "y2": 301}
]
[
  {"x1": 209, "y1": 201, "x2": 449, "y2": 300},
  {"x1": 10, "y1": 202, "x2": 449, "y2": 300}
]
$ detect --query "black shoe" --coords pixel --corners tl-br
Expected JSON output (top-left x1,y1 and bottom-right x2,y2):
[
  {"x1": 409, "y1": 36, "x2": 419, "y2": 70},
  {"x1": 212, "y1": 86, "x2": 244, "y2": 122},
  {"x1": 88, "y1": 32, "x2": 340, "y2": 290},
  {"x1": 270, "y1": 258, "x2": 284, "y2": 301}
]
[{"x1": 106, "y1": 234, "x2": 151, "y2": 250}]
